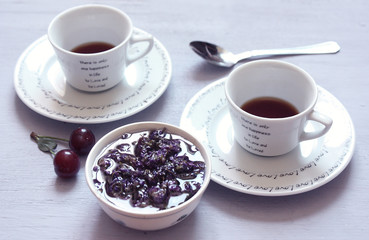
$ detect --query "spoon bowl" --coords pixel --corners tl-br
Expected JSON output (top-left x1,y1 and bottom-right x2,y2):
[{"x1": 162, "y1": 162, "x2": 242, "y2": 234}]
[
  {"x1": 190, "y1": 41, "x2": 237, "y2": 67},
  {"x1": 189, "y1": 41, "x2": 340, "y2": 67}
]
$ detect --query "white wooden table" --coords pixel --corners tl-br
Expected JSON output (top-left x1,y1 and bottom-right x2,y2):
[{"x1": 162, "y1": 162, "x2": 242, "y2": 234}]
[{"x1": 1, "y1": 0, "x2": 368, "y2": 239}]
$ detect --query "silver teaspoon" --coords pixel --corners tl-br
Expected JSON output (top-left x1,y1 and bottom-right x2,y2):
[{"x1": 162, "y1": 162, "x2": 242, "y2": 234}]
[{"x1": 189, "y1": 41, "x2": 340, "y2": 67}]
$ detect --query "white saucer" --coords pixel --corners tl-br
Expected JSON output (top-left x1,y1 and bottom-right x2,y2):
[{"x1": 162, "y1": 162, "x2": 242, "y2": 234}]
[
  {"x1": 14, "y1": 28, "x2": 172, "y2": 124},
  {"x1": 180, "y1": 79, "x2": 355, "y2": 196}
]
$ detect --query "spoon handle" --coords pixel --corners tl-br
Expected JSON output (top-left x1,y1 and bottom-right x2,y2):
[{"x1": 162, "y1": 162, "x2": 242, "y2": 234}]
[{"x1": 237, "y1": 41, "x2": 340, "y2": 60}]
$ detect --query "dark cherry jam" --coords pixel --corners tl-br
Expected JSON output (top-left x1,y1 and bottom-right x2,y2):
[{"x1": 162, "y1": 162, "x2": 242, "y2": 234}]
[{"x1": 92, "y1": 129, "x2": 205, "y2": 212}]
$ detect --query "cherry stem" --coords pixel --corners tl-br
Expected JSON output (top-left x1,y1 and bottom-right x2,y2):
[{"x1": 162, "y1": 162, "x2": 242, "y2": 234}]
[
  {"x1": 49, "y1": 149, "x2": 56, "y2": 158},
  {"x1": 30, "y1": 132, "x2": 65, "y2": 158},
  {"x1": 30, "y1": 132, "x2": 69, "y2": 143}
]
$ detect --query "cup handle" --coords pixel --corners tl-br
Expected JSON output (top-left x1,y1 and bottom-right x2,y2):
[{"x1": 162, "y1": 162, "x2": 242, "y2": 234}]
[
  {"x1": 299, "y1": 110, "x2": 333, "y2": 142},
  {"x1": 126, "y1": 32, "x2": 154, "y2": 66}
]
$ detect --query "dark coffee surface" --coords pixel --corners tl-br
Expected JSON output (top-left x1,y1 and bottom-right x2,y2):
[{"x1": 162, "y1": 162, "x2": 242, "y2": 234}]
[
  {"x1": 71, "y1": 41, "x2": 115, "y2": 54},
  {"x1": 241, "y1": 97, "x2": 298, "y2": 118}
]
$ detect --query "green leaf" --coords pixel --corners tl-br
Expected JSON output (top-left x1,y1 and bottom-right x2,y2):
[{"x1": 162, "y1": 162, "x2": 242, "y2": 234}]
[{"x1": 37, "y1": 139, "x2": 57, "y2": 152}]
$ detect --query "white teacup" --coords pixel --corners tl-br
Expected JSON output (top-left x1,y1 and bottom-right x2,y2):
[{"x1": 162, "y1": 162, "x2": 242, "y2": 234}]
[
  {"x1": 225, "y1": 60, "x2": 333, "y2": 156},
  {"x1": 48, "y1": 4, "x2": 153, "y2": 92}
]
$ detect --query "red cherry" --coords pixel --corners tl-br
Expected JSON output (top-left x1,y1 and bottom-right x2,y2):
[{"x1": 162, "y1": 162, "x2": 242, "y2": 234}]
[
  {"x1": 53, "y1": 149, "x2": 80, "y2": 178},
  {"x1": 69, "y1": 127, "x2": 95, "y2": 155}
]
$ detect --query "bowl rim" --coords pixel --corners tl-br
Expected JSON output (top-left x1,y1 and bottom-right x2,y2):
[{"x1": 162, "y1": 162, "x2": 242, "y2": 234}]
[{"x1": 85, "y1": 121, "x2": 211, "y2": 218}]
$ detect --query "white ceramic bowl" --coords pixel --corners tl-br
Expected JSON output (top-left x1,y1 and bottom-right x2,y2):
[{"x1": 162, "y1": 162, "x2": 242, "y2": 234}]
[{"x1": 85, "y1": 122, "x2": 211, "y2": 231}]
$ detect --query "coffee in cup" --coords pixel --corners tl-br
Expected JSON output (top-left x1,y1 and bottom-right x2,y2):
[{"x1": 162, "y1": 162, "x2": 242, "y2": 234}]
[
  {"x1": 48, "y1": 4, "x2": 154, "y2": 92},
  {"x1": 225, "y1": 60, "x2": 333, "y2": 156}
]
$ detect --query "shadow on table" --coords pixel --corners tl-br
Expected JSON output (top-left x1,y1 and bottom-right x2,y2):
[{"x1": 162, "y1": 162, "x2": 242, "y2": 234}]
[
  {"x1": 13, "y1": 84, "x2": 171, "y2": 136},
  {"x1": 85, "y1": 204, "x2": 202, "y2": 240},
  {"x1": 204, "y1": 160, "x2": 353, "y2": 223},
  {"x1": 189, "y1": 62, "x2": 231, "y2": 82},
  {"x1": 81, "y1": 161, "x2": 353, "y2": 239},
  {"x1": 188, "y1": 56, "x2": 297, "y2": 83}
]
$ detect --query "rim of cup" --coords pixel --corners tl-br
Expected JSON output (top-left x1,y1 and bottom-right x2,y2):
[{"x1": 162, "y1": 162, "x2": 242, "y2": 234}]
[
  {"x1": 47, "y1": 4, "x2": 133, "y2": 56},
  {"x1": 224, "y1": 60, "x2": 318, "y2": 122}
]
